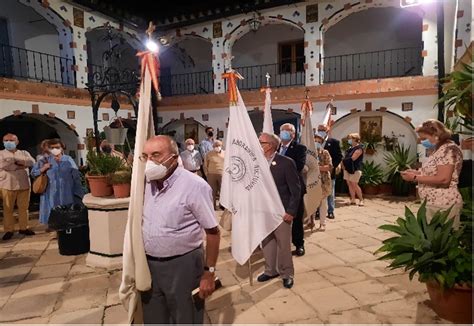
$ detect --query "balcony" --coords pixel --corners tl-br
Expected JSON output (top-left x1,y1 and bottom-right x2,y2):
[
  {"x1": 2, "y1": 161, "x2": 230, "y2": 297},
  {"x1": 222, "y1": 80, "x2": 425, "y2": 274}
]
[
  {"x1": 321, "y1": 46, "x2": 423, "y2": 83},
  {"x1": 0, "y1": 44, "x2": 75, "y2": 86}
]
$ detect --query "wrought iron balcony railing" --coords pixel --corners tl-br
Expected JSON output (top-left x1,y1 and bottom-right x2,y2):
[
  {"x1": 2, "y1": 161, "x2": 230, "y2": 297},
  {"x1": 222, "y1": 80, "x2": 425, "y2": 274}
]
[
  {"x1": 0, "y1": 43, "x2": 75, "y2": 86},
  {"x1": 160, "y1": 70, "x2": 214, "y2": 97},
  {"x1": 321, "y1": 46, "x2": 423, "y2": 83},
  {"x1": 234, "y1": 61, "x2": 305, "y2": 91}
]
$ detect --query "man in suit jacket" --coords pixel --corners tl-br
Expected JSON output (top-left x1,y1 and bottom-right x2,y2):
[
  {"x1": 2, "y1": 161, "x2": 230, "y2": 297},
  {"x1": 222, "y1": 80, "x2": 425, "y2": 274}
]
[
  {"x1": 279, "y1": 123, "x2": 307, "y2": 256},
  {"x1": 317, "y1": 125, "x2": 342, "y2": 219},
  {"x1": 257, "y1": 132, "x2": 301, "y2": 289}
]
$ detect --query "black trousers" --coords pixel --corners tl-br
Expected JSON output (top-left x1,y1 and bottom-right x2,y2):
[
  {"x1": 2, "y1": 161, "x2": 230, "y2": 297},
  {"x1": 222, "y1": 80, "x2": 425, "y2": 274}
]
[
  {"x1": 141, "y1": 247, "x2": 204, "y2": 324},
  {"x1": 291, "y1": 195, "x2": 305, "y2": 247}
]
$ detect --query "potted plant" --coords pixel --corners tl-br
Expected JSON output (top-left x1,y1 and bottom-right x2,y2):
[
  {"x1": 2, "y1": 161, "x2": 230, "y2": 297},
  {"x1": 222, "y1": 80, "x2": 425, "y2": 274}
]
[
  {"x1": 104, "y1": 117, "x2": 128, "y2": 145},
  {"x1": 362, "y1": 133, "x2": 382, "y2": 155},
  {"x1": 376, "y1": 201, "x2": 472, "y2": 323},
  {"x1": 360, "y1": 161, "x2": 384, "y2": 195},
  {"x1": 383, "y1": 144, "x2": 415, "y2": 196},
  {"x1": 86, "y1": 151, "x2": 124, "y2": 197},
  {"x1": 110, "y1": 169, "x2": 132, "y2": 198}
]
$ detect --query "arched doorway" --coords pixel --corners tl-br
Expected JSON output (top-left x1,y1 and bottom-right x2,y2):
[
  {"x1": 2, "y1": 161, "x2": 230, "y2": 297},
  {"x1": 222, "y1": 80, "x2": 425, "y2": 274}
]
[
  {"x1": 322, "y1": 7, "x2": 423, "y2": 82},
  {"x1": 160, "y1": 118, "x2": 208, "y2": 151},
  {"x1": 0, "y1": 113, "x2": 80, "y2": 161},
  {"x1": 248, "y1": 109, "x2": 301, "y2": 135},
  {"x1": 159, "y1": 37, "x2": 213, "y2": 96},
  {"x1": 330, "y1": 110, "x2": 417, "y2": 167}
]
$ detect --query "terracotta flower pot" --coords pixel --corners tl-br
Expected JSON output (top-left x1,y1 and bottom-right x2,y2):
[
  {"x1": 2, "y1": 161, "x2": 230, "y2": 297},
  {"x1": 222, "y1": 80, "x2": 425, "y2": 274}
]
[
  {"x1": 86, "y1": 175, "x2": 113, "y2": 197},
  {"x1": 365, "y1": 148, "x2": 376, "y2": 155},
  {"x1": 112, "y1": 183, "x2": 131, "y2": 198},
  {"x1": 362, "y1": 184, "x2": 379, "y2": 195},
  {"x1": 426, "y1": 281, "x2": 473, "y2": 324},
  {"x1": 379, "y1": 183, "x2": 392, "y2": 194}
]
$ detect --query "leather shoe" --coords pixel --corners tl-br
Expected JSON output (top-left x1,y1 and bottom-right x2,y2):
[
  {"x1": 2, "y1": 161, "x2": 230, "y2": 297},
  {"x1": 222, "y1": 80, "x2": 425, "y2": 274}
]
[
  {"x1": 297, "y1": 246, "x2": 305, "y2": 256},
  {"x1": 257, "y1": 273, "x2": 279, "y2": 282},
  {"x1": 327, "y1": 213, "x2": 335, "y2": 219},
  {"x1": 19, "y1": 229, "x2": 35, "y2": 236},
  {"x1": 2, "y1": 232, "x2": 13, "y2": 241},
  {"x1": 283, "y1": 277, "x2": 294, "y2": 289}
]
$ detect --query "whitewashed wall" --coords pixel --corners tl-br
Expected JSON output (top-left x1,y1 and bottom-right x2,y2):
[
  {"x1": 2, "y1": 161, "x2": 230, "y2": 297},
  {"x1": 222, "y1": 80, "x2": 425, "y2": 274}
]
[{"x1": 0, "y1": 99, "x2": 132, "y2": 164}]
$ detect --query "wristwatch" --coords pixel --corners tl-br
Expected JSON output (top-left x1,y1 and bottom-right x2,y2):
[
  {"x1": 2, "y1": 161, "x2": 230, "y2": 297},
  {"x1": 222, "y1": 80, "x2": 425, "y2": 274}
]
[{"x1": 204, "y1": 266, "x2": 216, "y2": 273}]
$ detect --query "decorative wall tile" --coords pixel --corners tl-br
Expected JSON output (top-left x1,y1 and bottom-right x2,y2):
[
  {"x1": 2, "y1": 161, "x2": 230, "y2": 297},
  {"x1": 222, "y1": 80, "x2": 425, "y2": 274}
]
[
  {"x1": 67, "y1": 110, "x2": 75, "y2": 119},
  {"x1": 202, "y1": 114, "x2": 209, "y2": 121},
  {"x1": 73, "y1": 7, "x2": 84, "y2": 28},
  {"x1": 102, "y1": 113, "x2": 110, "y2": 121},
  {"x1": 306, "y1": 4, "x2": 318, "y2": 23},
  {"x1": 402, "y1": 102, "x2": 413, "y2": 112},
  {"x1": 32, "y1": 104, "x2": 39, "y2": 114},
  {"x1": 213, "y1": 22, "x2": 222, "y2": 38}
]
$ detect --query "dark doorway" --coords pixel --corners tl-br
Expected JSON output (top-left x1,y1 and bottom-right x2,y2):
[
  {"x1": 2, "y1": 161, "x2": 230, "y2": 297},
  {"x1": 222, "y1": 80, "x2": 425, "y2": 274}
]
[{"x1": 248, "y1": 109, "x2": 301, "y2": 135}]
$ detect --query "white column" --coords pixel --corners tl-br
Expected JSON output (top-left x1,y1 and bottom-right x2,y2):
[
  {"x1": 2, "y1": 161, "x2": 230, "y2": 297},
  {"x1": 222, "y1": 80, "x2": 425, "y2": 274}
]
[
  {"x1": 305, "y1": 22, "x2": 320, "y2": 86},
  {"x1": 212, "y1": 38, "x2": 226, "y2": 94}
]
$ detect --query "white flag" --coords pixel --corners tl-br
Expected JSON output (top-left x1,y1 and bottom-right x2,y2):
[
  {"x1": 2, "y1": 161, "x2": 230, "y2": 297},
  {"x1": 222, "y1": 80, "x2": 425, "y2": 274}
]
[
  {"x1": 300, "y1": 100, "x2": 323, "y2": 218},
  {"x1": 262, "y1": 87, "x2": 274, "y2": 133},
  {"x1": 220, "y1": 88, "x2": 285, "y2": 265}
]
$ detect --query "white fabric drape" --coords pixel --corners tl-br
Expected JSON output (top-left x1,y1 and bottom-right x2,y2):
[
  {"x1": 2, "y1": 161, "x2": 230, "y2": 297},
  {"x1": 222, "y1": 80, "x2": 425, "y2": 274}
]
[
  {"x1": 262, "y1": 87, "x2": 274, "y2": 134},
  {"x1": 220, "y1": 88, "x2": 285, "y2": 265},
  {"x1": 119, "y1": 68, "x2": 154, "y2": 324},
  {"x1": 301, "y1": 106, "x2": 323, "y2": 218}
]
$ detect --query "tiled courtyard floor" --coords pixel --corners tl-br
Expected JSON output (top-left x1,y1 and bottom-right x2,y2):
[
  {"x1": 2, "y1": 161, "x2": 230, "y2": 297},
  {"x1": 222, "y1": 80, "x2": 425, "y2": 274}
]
[{"x1": 0, "y1": 197, "x2": 451, "y2": 324}]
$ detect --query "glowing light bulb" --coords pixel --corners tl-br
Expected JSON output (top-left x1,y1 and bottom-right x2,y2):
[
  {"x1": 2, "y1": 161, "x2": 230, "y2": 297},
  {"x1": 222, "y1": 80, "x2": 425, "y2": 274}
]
[{"x1": 146, "y1": 40, "x2": 159, "y2": 53}]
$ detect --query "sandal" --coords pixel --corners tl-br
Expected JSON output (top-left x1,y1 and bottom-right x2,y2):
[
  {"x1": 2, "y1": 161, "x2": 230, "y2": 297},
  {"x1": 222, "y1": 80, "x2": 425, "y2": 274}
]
[
  {"x1": 358, "y1": 200, "x2": 365, "y2": 207},
  {"x1": 317, "y1": 225, "x2": 326, "y2": 232},
  {"x1": 306, "y1": 220, "x2": 315, "y2": 232}
]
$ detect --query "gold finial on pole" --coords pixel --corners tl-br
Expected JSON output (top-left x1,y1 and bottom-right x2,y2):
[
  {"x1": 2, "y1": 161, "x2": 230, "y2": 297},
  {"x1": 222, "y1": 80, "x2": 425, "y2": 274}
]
[{"x1": 265, "y1": 73, "x2": 270, "y2": 87}]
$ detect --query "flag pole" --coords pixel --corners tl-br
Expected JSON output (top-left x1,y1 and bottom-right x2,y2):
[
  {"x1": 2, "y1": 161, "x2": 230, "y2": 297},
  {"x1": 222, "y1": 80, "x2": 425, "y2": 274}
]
[{"x1": 248, "y1": 259, "x2": 253, "y2": 286}]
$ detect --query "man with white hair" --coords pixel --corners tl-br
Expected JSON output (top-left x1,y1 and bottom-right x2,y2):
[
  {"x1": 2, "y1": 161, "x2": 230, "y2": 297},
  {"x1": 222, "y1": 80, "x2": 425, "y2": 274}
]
[
  {"x1": 179, "y1": 138, "x2": 203, "y2": 175},
  {"x1": 258, "y1": 132, "x2": 301, "y2": 288},
  {"x1": 0, "y1": 133, "x2": 35, "y2": 240},
  {"x1": 279, "y1": 123, "x2": 307, "y2": 256},
  {"x1": 139, "y1": 135, "x2": 220, "y2": 324}
]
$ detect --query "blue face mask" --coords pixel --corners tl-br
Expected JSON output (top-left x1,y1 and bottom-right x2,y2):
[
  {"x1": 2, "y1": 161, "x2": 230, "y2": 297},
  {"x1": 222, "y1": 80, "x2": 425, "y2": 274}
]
[
  {"x1": 3, "y1": 141, "x2": 16, "y2": 151},
  {"x1": 316, "y1": 143, "x2": 322, "y2": 150},
  {"x1": 280, "y1": 130, "x2": 292, "y2": 141},
  {"x1": 318, "y1": 131, "x2": 327, "y2": 139},
  {"x1": 421, "y1": 139, "x2": 436, "y2": 149},
  {"x1": 347, "y1": 139, "x2": 353, "y2": 145}
]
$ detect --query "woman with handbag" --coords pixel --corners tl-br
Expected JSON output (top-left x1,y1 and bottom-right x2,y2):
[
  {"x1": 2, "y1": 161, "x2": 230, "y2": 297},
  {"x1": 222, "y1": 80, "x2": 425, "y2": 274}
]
[
  {"x1": 342, "y1": 133, "x2": 364, "y2": 206},
  {"x1": 31, "y1": 139, "x2": 84, "y2": 228}
]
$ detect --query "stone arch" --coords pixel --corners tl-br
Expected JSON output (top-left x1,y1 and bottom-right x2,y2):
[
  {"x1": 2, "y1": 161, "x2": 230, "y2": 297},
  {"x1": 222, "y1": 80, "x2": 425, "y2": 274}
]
[
  {"x1": 17, "y1": 0, "x2": 74, "y2": 63},
  {"x1": 224, "y1": 16, "x2": 305, "y2": 61},
  {"x1": 330, "y1": 109, "x2": 418, "y2": 165},
  {"x1": 0, "y1": 113, "x2": 80, "y2": 161},
  {"x1": 162, "y1": 33, "x2": 213, "y2": 49},
  {"x1": 86, "y1": 25, "x2": 142, "y2": 51},
  {"x1": 320, "y1": 1, "x2": 424, "y2": 33}
]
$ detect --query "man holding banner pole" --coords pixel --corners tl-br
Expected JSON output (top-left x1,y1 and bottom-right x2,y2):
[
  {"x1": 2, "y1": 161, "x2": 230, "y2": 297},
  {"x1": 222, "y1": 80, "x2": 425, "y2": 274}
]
[
  {"x1": 258, "y1": 132, "x2": 301, "y2": 288},
  {"x1": 279, "y1": 123, "x2": 307, "y2": 256}
]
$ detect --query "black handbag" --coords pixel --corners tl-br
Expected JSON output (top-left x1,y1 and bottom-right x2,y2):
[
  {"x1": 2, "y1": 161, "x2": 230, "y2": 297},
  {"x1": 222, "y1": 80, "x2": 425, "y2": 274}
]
[{"x1": 48, "y1": 202, "x2": 88, "y2": 231}]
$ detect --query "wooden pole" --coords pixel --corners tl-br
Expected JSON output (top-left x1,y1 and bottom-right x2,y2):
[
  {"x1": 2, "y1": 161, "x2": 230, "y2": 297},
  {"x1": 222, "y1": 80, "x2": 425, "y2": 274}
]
[{"x1": 248, "y1": 259, "x2": 253, "y2": 286}]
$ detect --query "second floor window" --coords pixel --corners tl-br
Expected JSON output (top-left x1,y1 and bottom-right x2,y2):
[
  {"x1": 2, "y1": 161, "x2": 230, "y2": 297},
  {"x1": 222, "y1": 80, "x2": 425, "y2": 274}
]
[{"x1": 278, "y1": 40, "x2": 304, "y2": 74}]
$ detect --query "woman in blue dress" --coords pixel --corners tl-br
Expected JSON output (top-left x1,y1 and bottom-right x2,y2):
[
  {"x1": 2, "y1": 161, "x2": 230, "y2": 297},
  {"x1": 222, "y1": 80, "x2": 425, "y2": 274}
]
[{"x1": 31, "y1": 139, "x2": 84, "y2": 227}]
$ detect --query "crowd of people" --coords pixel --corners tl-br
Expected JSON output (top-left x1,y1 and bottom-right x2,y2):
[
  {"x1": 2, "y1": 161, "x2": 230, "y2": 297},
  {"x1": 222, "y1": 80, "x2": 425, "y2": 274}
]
[{"x1": 0, "y1": 118, "x2": 466, "y2": 322}]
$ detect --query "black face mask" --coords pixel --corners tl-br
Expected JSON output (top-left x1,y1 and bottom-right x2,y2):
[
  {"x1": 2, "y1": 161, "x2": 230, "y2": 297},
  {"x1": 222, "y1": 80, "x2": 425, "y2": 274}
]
[
  {"x1": 207, "y1": 131, "x2": 214, "y2": 137},
  {"x1": 102, "y1": 146, "x2": 112, "y2": 154}
]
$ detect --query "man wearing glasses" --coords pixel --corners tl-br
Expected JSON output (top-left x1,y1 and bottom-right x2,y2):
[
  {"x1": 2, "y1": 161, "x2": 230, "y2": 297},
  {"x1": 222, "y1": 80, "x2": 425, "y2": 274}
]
[{"x1": 139, "y1": 135, "x2": 220, "y2": 324}]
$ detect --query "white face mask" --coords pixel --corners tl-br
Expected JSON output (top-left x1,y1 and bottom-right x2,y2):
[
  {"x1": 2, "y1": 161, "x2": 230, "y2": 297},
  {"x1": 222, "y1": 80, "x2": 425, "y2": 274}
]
[
  {"x1": 50, "y1": 148, "x2": 62, "y2": 156},
  {"x1": 186, "y1": 145, "x2": 195, "y2": 151},
  {"x1": 144, "y1": 155, "x2": 174, "y2": 181},
  {"x1": 214, "y1": 146, "x2": 222, "y2": 152}
]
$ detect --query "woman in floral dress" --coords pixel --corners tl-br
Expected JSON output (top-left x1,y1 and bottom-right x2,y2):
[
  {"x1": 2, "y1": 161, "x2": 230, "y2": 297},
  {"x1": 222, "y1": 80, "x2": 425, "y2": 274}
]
[{"x1": 401, "y1": 119, "x2": 463, "y2": 228}]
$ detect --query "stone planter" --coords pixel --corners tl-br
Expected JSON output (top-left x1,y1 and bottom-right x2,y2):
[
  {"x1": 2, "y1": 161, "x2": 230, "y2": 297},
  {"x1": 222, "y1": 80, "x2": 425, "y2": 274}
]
[
  {"x1": 83, "y1": 194, "x2": 129, "y2": 270},
  {"x1": 362, "y1": 184, "x2": 379, "y2": 195}
]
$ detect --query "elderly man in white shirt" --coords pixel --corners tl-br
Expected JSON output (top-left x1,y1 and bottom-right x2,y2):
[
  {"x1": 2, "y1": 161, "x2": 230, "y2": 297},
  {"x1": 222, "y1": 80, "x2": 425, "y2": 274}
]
[{"x1": 180, "y1": 138, "x2": 203, "y2": 175}]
